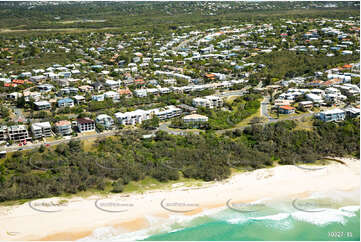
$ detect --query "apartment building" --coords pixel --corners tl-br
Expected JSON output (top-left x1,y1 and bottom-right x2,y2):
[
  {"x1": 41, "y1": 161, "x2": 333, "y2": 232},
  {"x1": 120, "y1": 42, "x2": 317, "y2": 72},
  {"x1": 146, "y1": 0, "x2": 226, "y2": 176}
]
[
  {"x1": 183, "y1": 114, "x2": 209, "y2": 123},
  {"x1": 31, "y1": 122, "x2": 52, "y2": 139},
  {"x1": 8, "y1": 125, "x2": 31, "y2": 142},
  {"x1": 154, "y1": 106, "x2": 182, "y2": 120},
  {"x1": 0, "y1": 126, "x2": 7, "y2": 141},
  {"x1": 77, "y1": 118, "x2": 96, "y2": 132},
  {"x1": 55, "y1": 120, "x2": 72, "y2": 136},
  {"x1": 96, "y1": 114, "x2": 114, "y2": 130},
  {"x1": 317, "y1": 109, "x2": 346, "y2": 122},
  {"x1": 34, "y1": 100, "x2": 51, "y2": 110},
  {"x1": 115, "y1": 110, "x2": 148, "y2": 125},
  {"x1": 192, "y1": 95, "x2": 223, "y2": 109}
]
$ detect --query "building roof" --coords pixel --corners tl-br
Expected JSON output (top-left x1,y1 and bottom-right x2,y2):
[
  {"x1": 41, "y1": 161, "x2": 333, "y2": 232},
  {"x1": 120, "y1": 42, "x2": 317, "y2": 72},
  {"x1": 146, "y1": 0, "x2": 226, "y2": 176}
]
[
  {"x1": 58, "y1": 97, "x2": 74, "y2": 104},
  {"x1": 320, "y1": 109, "x2": 345, "y2": 115},
  {"x1": 31, "y1": 122, "x2": 51, "y2": 129},
  {"x1": 55, "y1": 120, "x2": 71, "y2": 126},
  {"x1": 279, "y1": 105, "x2": 295, "y2": 110},
  {"x1": 77, "y1": 118, "x2": 94, "y2": 124},
  {"x1": 34, "y1": 100, "x2": 51, "y2": 106}
]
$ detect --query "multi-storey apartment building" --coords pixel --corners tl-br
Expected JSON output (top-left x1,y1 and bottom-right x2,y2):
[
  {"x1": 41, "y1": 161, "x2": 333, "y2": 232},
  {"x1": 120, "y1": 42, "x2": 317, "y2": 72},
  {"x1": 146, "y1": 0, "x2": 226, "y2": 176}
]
[
  {"x1": 77, "y1": 118, "x2": 95, "y2": 132},
  {"x1": 8, "y1": 125, "x2": 31, "y2": 142},
  {"x1": 31, "y1": 122, "x2": 52, "y2": 139},
  {"x1": 55, "y1": 120, "x2": 72, "y2": 136}
]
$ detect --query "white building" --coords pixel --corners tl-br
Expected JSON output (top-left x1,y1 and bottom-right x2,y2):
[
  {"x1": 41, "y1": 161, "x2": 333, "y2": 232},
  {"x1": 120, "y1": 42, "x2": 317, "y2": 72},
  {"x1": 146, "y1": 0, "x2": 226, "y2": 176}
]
[
  {"x1": 8, "y1": 125, "x2": 31, "y2": 142},
  {"x1": 31, "y1": 122, "x2": 52, "y2": 139},
  {"x1": 183, "y1": 114, "x2": 208, "y2": 123},
  {"x1": 77, "y1": 118, "x2": 95, "y2": 132},
  {"x1": 96, "y1": 114, "x2": 114, "y2": 130},
  {"x1": 192, "y1": 96, "x2": 223, "y2": 109},
  {"x1": 115, "y1": 110, "x2": 149, "y2": 125},
  {"x1": 317, "y1": 109, "x2": 345, "y2": 122}
]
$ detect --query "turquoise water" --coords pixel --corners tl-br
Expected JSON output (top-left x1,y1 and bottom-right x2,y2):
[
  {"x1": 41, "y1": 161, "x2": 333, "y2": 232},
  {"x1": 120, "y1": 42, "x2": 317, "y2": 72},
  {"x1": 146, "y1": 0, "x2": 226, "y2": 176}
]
[
  {"x1": 143, "y1": 194, "x2": 360, "y2": 241},
  {"x1": 79, "y1": 191, "x2": 360, "y2": 241},
  {"x1": 144, "y1": 209, "x2": 360, "y2": 241}
]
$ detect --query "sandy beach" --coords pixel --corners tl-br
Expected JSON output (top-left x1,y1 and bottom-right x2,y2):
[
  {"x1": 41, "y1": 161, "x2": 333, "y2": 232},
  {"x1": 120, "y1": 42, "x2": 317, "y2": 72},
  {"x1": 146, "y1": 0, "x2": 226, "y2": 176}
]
[{"x1": 0, "y1": 157, "x2": 359, "y2": 241}]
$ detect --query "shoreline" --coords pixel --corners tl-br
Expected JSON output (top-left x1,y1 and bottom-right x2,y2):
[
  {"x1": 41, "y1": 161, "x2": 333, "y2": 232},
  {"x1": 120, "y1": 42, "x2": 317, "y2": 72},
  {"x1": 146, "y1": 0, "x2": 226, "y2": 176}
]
[{"x1": 0, "y1": 157, "x2": 359, "y2": 241}]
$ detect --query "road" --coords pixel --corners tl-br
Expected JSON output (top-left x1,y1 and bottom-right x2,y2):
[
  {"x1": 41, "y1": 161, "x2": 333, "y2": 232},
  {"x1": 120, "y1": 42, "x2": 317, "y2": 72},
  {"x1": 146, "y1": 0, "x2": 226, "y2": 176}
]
[
  {"x1": 260, "y1": 96, "x2": 277, "y2": 121},
  {"x1": 2, "y1": 130, "x2": 119, "y2": 153},
  {"x1": 2, "y1": 112, "x2": 314, "y2": 153}
]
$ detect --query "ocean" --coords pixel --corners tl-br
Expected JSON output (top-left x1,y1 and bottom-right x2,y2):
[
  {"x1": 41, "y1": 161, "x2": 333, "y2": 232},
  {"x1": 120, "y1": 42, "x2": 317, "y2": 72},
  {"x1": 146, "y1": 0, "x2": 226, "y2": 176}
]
[{"x1": 79, "y1": 190, "x2": 360, "y2": 241}]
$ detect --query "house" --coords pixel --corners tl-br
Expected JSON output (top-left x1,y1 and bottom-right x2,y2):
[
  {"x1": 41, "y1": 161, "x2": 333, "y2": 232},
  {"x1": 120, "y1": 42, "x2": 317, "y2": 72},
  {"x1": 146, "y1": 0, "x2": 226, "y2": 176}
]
[
  {"x1": 105, "y1": 79, "x2": 121, "y2": 89},
  {"x1": 77, "y1": 118, "x2": 95, "y2": 132},
  {"x1": 306, "y1": 93, "x2": 323, "y2": 103},
  {"x1": 274, "y1": 99, "x2": 294, "y2": 107},
  {"x1": 37, "y1": 84, "x2": 54, "y2": 93},
  {"x1": 79, "y1": 85, "x2": 94, "y2": 93},
  {"x1": 73, "y1": 95, "x2": 86, "y2": 104},
  {"x1": 341, "y1": 50, "x2": 352, "y2": 55},
  {"x1": 92, "y1": 94, "x2": 105, "y2": 102},
  {"x1": 104, "y1": 91, "x2": 120, "y2": 101},
  {"x1": 183, "y1": 114, "x2": 208, "y2": 123},
  {"x1": 7, "y1": 125, "x2": 31, "y2": 142},
  {"x1": 298, "y1": 101, "x2": 313, "y2": 109},
  {"x1": 91, "y1": 82, "x2": 104, "y2": 91},
  {"x1": 134, "y1": 89, "x2": 147, "y2": 97},
  {"x1": 31, "y1": 122, "x2": 52, "y2": 139},
  {"x1": 118, "y1": 88, "x2": 133, "y2": 98},
  {"x1": 57, "y1": 98, "x2": 74, "y2": 108},
  {"x1": 59, "y1": 87, "x2": 78, "y2": 95},
  {"x1": 344, "y1": 107, "x2": 360, "y2": 118},
  {"x1": 55, "y1": 120, "x2": 72, "y2": 136},
  {"x1": 96, "y1": 114, "x2": 114, "y2": 130},
  {"x1": 317, "y1": 109, "x2": 345, "y2": 122},
  {"x1": 24, "y1": 91, "x2": 41, "y2": 102},
  {"x1": 34, "y1": 101, "x2": 51, "y2": 110},
  {"x1": 279, "y1": 105, "x2": 296, "y2": 114},
  {"x1": 7, "y1": 92, "x2": 21, "y2": 100}
]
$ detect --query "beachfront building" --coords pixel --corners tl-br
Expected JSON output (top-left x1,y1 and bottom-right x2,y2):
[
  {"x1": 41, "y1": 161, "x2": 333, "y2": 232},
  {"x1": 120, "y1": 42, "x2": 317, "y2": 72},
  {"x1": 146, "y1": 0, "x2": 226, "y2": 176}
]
[
  {"x1": 96, "y1": 114, "x2": 114, "y2": 130},
  {"x1": 77, "y1": 118, "x2": 95, "y2": 133},
  {"x1": 55, "y1": 120, "x2": 72, "y2": 136},
  {"x1": 31, "y1": 122, "x2": 52, "y2": 139},
  {"x1": 317, "y1": 109, "x2": 345, "y2": 122},
  {"x1": 7, "y1": 125, "x2": 31, "y2": 142}
]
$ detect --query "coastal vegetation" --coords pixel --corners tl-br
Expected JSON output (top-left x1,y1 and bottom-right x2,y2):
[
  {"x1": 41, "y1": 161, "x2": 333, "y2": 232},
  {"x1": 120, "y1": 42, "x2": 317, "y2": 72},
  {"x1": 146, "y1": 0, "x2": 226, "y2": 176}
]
[{"x1": 0, "y1": 118, "x2": 358, "y2": 202}]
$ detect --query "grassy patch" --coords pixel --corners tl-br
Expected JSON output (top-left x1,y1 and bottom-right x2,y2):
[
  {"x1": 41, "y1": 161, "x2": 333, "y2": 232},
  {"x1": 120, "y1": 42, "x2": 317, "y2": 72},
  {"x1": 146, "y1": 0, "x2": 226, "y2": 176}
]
[{"x1": 294, "y1": 116, "x2": 314, "y2": 131}]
